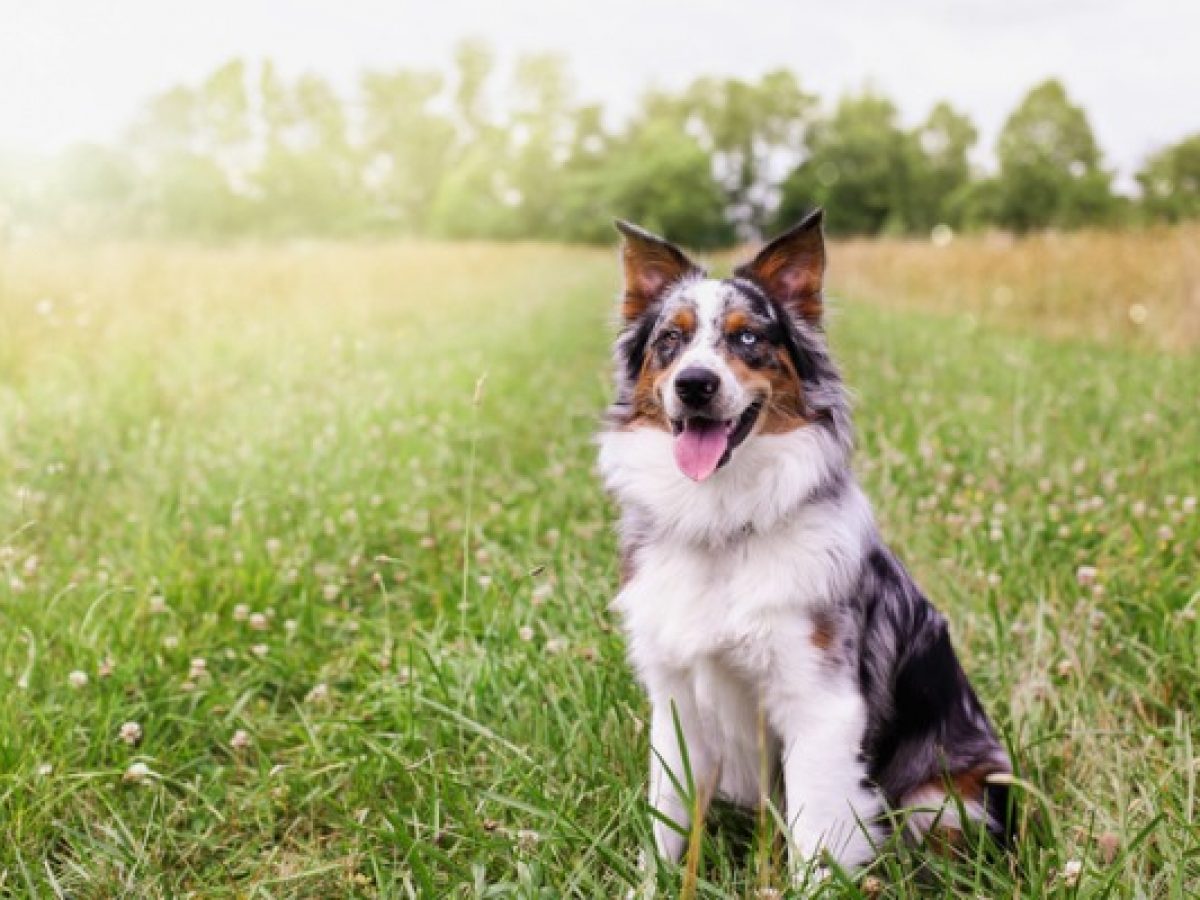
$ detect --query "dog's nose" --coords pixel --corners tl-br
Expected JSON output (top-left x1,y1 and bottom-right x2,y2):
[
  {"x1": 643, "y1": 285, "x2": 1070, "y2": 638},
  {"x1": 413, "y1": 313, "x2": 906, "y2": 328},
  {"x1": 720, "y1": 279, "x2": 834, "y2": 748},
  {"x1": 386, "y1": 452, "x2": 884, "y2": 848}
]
[{"x1": 675, "y1": 367, "x2": 720, "y2": 407}]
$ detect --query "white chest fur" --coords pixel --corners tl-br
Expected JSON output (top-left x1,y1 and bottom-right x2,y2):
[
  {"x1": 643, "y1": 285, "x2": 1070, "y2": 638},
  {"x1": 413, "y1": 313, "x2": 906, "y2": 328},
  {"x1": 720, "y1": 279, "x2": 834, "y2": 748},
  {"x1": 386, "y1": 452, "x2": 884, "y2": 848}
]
[{"x1": 602, "y1": 423, "x2": 883, "y2": 864}]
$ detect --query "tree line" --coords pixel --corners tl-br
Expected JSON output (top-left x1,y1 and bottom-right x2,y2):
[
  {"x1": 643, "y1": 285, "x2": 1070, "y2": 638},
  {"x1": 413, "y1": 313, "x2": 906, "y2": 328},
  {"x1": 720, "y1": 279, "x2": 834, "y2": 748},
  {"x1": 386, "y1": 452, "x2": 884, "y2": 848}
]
[{"x1": 1, "y1": 42, "x2": 1198, "y2": 247}]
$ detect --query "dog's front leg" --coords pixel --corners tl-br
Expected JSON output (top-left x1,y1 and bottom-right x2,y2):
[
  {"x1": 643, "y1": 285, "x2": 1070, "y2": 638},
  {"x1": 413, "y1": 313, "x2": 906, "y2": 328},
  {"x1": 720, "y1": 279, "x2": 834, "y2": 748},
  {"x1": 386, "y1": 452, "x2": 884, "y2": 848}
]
[
  {"x1": 647, "y1": 696, "x2": 715, "y2": 863},
  {"x1": 779, "y1": 693, "x2": 880, "y2": 876}
]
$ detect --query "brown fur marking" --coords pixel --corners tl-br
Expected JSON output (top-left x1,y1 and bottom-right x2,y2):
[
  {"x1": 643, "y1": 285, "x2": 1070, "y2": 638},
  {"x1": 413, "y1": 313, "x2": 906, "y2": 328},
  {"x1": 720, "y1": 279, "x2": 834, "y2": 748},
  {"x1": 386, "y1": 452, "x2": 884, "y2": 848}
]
[
  {"x1": 809, "y1": 609, "x2": 836, "y2": 651},
  {"x1": 625, "y1": 310, "x2": 698, "y2": 431},
  {"x1": 723, "y1": 352, "x2": 808, "y2": 435}
]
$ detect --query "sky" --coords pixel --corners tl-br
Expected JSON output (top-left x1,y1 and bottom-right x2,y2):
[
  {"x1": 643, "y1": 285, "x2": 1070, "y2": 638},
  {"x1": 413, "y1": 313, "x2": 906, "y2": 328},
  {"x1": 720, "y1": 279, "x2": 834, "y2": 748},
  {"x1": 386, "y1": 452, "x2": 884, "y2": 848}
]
[{"x1": 2, "y1": 0, "x2": 1196, "y2": 186}]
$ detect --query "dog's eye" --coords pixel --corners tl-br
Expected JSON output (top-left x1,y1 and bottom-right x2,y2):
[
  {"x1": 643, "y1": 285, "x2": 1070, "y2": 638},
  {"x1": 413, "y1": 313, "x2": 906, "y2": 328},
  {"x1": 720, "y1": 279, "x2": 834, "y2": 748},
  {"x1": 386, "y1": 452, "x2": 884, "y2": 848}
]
[
  {"x1": 735, "y1": 330, "x2": 759, "y2": 348},
  {"x1": 657, "y1": 329, "x2": 681, "y2": 349}
]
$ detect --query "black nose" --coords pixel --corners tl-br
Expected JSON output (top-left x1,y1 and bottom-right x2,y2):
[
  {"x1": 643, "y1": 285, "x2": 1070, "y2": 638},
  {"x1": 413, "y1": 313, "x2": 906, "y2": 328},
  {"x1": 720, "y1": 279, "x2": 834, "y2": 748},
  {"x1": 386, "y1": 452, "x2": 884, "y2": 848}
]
[{"x1": 675, "y1": 367, "x2": 720, "y2": 407}]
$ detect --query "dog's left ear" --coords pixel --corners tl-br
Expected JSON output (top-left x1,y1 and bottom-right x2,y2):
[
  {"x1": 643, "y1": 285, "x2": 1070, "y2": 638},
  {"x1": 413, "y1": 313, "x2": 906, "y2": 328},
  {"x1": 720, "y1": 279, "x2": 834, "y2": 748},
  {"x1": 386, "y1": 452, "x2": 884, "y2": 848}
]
[
  {"x1": 735, "y1": 208, "x2": 826, "y2": 326},
  {"x1": 614, "y1": 220, "x2": 702, "y2": 323}
]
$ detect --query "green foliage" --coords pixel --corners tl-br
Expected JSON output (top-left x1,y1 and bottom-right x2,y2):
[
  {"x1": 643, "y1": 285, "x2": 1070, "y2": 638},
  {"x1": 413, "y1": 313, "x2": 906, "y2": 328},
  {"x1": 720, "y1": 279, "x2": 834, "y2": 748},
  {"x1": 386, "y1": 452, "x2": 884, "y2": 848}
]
[
  {"x1": 908, "y1": 102, "x2": 978, "y2": 230},
  {"x1": 1137, "y1": 134, "x2": 1200, "y2": 223},
  {"x1": 993, "y1": 79, "x2": 1117, "y2": 232},
  {"x1": 775, "y1": 92, "x2": 914, "y2": 235},
  {"x1": 1, "y1": 50, "x2": 1183, "y2": 242},
  {"x1": 561, "y1": 121, "x2": 735, "y2": 249}
]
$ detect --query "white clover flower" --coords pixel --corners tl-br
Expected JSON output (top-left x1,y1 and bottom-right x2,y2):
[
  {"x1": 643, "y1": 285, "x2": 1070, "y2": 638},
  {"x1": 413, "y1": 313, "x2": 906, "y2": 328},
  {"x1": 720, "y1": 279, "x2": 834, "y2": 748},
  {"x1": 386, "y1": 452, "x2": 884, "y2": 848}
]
[
  {"x1": 305, "y1": 683, "x2": 330, "y2": 704},
  {"x1": 123, "y1": 762, "x2": 151, "y2": 783},
  {"x1": 119, "y1": 721, "x2": 143, "y2": 745},
  {"x1": 68, "y1": 670, "x2": 89, "y2": 688},
  {"x1": 1062, "y1": 859, "x2": 1083, "y2": 887},
  {"x1": 230, "y1": 729, "x2": 252, "y2": 750}
]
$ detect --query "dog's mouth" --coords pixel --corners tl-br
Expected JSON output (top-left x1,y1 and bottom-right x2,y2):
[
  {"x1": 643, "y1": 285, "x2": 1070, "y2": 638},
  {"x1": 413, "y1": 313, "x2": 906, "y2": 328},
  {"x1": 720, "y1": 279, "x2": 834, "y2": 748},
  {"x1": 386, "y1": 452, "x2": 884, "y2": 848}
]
[{"x1": 670, "y1": 401, "x2": 762, "y2": 482}]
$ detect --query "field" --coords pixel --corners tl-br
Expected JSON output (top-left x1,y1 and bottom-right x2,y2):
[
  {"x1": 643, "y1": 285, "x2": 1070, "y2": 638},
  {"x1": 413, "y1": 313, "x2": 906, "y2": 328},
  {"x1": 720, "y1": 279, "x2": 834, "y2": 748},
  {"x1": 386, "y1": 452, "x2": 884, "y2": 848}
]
[{"x1": 1, "y1": 231, "x2": 1198, "y2": 897}]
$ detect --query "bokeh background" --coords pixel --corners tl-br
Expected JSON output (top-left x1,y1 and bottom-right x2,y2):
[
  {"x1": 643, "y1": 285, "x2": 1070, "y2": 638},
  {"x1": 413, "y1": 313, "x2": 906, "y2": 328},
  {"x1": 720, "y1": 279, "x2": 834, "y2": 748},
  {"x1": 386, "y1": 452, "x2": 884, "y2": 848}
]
[
  {"x1": 3, "y1": 0, "x2": 1200, "y2": 245},
  {"x1": 1, "y1": 3, "x2": 1198, "y2": 897}
]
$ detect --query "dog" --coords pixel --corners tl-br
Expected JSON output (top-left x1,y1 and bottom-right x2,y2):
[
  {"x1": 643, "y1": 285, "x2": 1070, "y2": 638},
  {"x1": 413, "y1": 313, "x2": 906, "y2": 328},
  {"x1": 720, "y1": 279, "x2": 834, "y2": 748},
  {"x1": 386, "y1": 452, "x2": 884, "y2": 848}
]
[{"x1": 598, "y1": 209, "x2": 1013, "y2": 876}]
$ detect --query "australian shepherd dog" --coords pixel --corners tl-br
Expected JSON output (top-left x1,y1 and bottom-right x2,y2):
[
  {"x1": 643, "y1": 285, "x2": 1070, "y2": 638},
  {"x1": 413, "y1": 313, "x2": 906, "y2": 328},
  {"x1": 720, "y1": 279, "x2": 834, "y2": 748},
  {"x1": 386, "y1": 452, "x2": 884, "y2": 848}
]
[{"x1": 598, "y1": 210, "x2": 1013, "y2": 876}]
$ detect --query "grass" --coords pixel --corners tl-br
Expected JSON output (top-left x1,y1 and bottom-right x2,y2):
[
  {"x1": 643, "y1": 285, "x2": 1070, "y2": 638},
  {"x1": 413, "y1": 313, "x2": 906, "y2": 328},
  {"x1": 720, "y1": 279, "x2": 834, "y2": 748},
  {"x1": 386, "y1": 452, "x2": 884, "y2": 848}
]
[
  {"x1": 0, "y1": 234, "x2": 1197, "y2": 897},
  {"x1": 832, "y1": 224, "x2": 1200, "y2": 353}
]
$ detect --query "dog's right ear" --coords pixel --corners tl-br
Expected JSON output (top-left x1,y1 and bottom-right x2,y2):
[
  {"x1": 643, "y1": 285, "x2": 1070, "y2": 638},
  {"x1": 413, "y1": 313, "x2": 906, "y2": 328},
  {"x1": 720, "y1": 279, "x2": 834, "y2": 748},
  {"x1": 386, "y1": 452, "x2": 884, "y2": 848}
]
[{"x1": 614, "y1": 220, "x2": 701, "y2": 322}]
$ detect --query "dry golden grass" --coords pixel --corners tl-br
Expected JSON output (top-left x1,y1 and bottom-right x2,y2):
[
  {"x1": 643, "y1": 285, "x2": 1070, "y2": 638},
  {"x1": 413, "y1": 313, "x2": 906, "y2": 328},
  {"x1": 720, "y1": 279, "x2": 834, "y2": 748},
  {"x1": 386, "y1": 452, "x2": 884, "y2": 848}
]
[{"x1": 827, "y1": 225, "x2": 1200, "y2": 353}]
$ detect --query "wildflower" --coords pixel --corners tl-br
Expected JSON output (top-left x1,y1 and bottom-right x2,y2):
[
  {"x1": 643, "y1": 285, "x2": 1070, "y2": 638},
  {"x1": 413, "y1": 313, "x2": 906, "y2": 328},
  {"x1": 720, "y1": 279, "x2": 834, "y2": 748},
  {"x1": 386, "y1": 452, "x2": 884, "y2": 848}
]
[
  {"x1": 162, "y1": 635, "x2": 179, "y2": 649},
  {"x1": 518, "y1": 626, "x2": 534, "y2": 642},
  {"x1": 36, "y1": 763, "x2": 52, "y2": 777},
  {"x1": 251, "y1": 643, "x2": 268, "y2": 658},
  {"x1": 1075, "y1": 566, "x2": 1098, "y2": 587},
  {"x1": 230, "y1": 729, "x2": 252, "y2": 751},
  {"x1": 305, "y1": 682, "x2": 330, "y2": 704},
  {"x1": 516, "y1": 829, "x2": 539, "y2": 851},
  {"x1": 188, "y1": 657, "x2": 207, "y2": 679},
  {"x1": 265, "y1": 538, "x2": 282, "y2": 557},
  {"x1": 1062, "y1": 858, "x2": 1083, "y2": 887},
  {"x1": 1097, "y1": 831, "x2": 1120, "y2": 864},
  {"x1": 322, "y1": 583, "x2": 340, "y2": 602},
  {"x1": 98, "y1": 656, "x2": 115, "y2": 678},
  {"x1": 249, "y1": 612, "x2": 268, "y2": 631},
  {"x1": 1184, "y1": 496, "x2": 1196, "y2": 514},
  {"x1": 148, "y1": 595, "x2": 168, "y2": 614},
  {"x1": 68, "y1": 670, "x2": 88, "y2": 688},
  {"x1": 1157, "y1": 524, "x2": 1174, "y2": 541},
  {"x1": 232, "y1": 603, "x2": 250, "y2": 621},
  {"x1": 119, "y1": 721, "x2": 143, "y2": 745},
  {"x1": 123, "y1": 762, "x2": 151, "y2": 783}
]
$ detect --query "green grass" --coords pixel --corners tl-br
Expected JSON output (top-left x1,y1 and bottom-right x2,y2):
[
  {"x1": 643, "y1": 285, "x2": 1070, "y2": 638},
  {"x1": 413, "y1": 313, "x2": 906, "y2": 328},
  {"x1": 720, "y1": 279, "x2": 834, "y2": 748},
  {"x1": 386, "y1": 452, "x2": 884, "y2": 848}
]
[{"x1": 0, "y1": 240, "x2": 1197, "y2": 897}]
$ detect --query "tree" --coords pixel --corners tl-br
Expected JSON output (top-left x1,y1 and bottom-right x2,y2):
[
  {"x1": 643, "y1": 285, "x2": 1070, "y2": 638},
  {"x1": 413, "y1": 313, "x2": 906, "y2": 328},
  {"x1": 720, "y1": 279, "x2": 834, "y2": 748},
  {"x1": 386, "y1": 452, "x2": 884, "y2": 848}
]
[
  {"x1": 774, "y1": 92, "x2": 914, "y2": 236},
  {"x1": 908, "y1": 102, "x2": 978, "y2": 230},
  {"x1": 256, "y1": 67, "x2": 366, "y2": 235},
  {"x1": 647, "y1": 72, "x2": 813, "y2": 237},
  {"x1": 1137, "y1": 134, "x2": 1200, "y2": 223},
  {"x1": 560, "y1": 120, "x2": 734, "y2": 249},
  {"x1": 360, "y1": 68, "x2": 455, "y2": 232},
  {"x1": 452, "y1": 39, "x2": 495, "y2": 144},
  {"x1": 994, "y1": 79, "x2": 1115, "y2": 231},
  {"x1": 506, "y1": 53, "x2": 577, "y2": 237}
]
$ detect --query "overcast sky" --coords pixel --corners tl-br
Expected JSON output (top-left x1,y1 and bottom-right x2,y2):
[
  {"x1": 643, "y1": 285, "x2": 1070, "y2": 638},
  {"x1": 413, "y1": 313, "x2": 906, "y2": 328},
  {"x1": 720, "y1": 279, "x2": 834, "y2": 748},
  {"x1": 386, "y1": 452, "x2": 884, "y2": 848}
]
[{"x1": 2, "y1": 0, "x2": 1196, "y2": 185}]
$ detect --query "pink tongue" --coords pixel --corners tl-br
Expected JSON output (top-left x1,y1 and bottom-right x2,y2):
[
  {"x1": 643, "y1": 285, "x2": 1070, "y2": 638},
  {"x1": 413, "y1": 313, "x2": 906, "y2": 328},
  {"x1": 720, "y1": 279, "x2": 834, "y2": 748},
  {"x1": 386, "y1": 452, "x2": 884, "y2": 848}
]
[{"x1": 673, "y1": 419, "x2": 730, "y2": 482}]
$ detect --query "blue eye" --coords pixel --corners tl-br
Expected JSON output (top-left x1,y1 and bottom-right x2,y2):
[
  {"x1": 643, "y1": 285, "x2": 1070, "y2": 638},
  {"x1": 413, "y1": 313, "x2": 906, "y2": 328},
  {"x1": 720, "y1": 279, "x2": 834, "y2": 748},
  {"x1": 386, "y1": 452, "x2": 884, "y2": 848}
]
[{"x1": 737, "y1": 330, "x2": 758, "y2": 347}]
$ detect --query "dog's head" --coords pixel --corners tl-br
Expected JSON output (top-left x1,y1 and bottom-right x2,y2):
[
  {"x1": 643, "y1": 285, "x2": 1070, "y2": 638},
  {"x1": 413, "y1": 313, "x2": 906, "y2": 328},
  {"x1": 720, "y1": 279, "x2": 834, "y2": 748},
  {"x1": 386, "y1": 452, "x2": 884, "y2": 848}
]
[{"x1": 610, "y1": 209, "x2": 840, "y2": 482}]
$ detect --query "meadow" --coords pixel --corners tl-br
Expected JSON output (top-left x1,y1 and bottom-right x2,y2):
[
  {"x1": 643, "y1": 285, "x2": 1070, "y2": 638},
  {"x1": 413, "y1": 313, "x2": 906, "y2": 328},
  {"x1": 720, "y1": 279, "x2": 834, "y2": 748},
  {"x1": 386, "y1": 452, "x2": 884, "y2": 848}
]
[{"x1": 0, "y1": 230, "x2": 1197, "y2": 897}]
